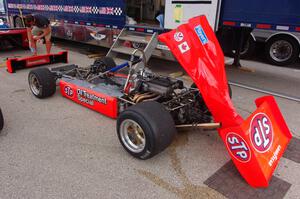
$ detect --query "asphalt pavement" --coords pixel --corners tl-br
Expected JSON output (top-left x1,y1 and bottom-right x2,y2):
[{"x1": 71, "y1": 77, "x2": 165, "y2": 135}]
[{"x1": 0, "y1": 43, "x2": 299, "y2": 199}]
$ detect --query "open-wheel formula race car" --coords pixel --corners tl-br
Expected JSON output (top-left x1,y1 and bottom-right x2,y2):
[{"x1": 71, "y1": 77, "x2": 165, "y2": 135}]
[
  {"x1": 28, "y1": 49, "x2": 216, "y2": 160},
  {"x1": 28, "y1": 16, "x2": 292, "y2": 188}
]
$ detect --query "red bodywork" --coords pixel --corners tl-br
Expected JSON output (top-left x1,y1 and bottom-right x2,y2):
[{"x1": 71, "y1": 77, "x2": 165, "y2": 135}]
[
  {"x1": 159, "y1": 16, "x2": 292, "y2": 187},
  {"x1": 60, "y1": 79, "x2": 119, "y2": 119},
  {"x1": 0, "y1": 28, "x2": 29, "y2": 48},
  {"x1": 6, "y1": 51, "x2": 68, "y2": 73}
]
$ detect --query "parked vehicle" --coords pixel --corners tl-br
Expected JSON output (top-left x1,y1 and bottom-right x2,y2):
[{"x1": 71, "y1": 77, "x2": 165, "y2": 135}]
[
  {"x1": 27, "y1": 16, "x2": 292, "y2": 188},
  {"x1": 4, "y1": 0, "x2": 300, "y2": 65},
  {"x1": 252, "y1": 29, "x2": 300, "y2": 66},
  {"x1": 220, "y1": 0, "x2": 300, "y2": 66},
  {"x1": 0, "y1": 0, "x2": 28, "y2": 50}
]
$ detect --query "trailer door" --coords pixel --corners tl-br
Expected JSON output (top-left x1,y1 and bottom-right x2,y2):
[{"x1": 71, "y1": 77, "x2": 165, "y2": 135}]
[
  {"x1": 164, "y1": 0, "x2": 222, "y2": 31},
  {"x1": 0, "y1": 0, "x2": 8, "y2": 27},
  {"x1": 0, "y1": 0, "x2": 5, "y2": 14}
]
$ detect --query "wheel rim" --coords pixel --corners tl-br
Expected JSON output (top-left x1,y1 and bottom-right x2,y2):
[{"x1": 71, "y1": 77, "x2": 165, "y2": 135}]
[
  {"x1": 120, "y1": 119, "x2": 146, "y2": 153},
  {"x1": 232, "y1": 39, "x2": 250, "y2": 56},
  {"x1": 241, "y1": 39, "x2": 250, "y2": 55},
  {"x1": 29, "y1": 74, "x2": 41, "y2": 96},
  {"x1": 269, "y1": 40, "x2": 293, "y2": 62}
]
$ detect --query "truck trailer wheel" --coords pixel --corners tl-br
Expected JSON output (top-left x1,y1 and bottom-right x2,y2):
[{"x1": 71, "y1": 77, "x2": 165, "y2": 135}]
[
  {"x1": 117, "y1": 101, "x2": 177, "y2": 160},
  {"x1": 265, "y1": 35, "x2": 300, "y2": 66},
  {"x1": 230, "y1": 36, "x2": 256, "y2": 59},
  {"x1": 28, "y1": 68, "x2": 56, "y2": 99},
  {"x1": 0, "y1": 108, "x2": 3, "y2": 131}
]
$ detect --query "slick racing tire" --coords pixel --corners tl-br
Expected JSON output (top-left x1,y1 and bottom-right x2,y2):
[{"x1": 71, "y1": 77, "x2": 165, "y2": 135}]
[
  {"x1": 28, "y1": 68, "x2": 56, "y2": 99},
  {"x1": 0, "y1": 108, "x2": 3, "y2": 131},
  {"x1": 117, "y1": 101, "x2": 177, "y2": 160},
  {"x1": 93, "y1": 56, "x2": 116, "y2": 73}
]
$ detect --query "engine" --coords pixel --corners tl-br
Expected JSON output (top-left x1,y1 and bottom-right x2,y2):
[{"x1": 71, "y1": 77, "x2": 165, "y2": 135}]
[
  {"x1": 129, "y1": 68, "x2": 183, "y2": 97},
  {"x1": 141, "y1": 76, "x2": 184, "y2": 97},
  {"x1": 124, "y1": 68, "x2": 212, "y2": 125}
]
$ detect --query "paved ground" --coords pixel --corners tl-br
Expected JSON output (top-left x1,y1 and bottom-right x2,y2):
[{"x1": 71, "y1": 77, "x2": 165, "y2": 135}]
[{"x1": 0, "y1": 43, "x2": 299, "y2": 199}]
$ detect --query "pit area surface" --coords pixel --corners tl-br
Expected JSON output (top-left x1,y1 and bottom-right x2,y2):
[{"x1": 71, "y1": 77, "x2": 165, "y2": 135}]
[{"x1": 0, "y1": 43, "x2": 299, "y2": 199}]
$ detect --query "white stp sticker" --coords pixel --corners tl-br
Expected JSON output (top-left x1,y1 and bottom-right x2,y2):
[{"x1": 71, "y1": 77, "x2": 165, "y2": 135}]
[
  {"x1": 178, "y1": 41, "x2": 190, "y2": 54},
  {"x1": 226, "y1": 133, "x2": 251, "y2": 163},
  {"x1": 194, "y1": 25, "x2": 208, "y2": 45},
  {"x1": 64, "y1": 86, "x2": 74, "y2": 97},
  {"x1": 250, "y1": 113, "x2": 274, "y2": 153},
  {"x1": 174, "y1": 32, "x2": 184, "y2": 42}
]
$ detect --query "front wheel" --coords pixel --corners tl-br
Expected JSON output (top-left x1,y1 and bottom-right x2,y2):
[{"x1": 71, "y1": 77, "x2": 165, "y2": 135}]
[
  {"x1": 117, "y1": 101, "x2": 176, "y2": 159},
  {"x1": 28, "y1": 68, "x2": 56, "y2": 99}
]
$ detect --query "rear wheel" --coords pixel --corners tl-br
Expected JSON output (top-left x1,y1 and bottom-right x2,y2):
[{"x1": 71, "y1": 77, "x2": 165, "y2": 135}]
[
  {"x1": 190, "y1": 83, "x2": 232, "y2": 123},
  {"x1": 117, "y1": 101, "x2": 176, "y2": 159},
  {"x1": 28, "y1": 68, "x2": 56, "y2": 99},
  {"x1": 265, "y1": 35, "x2": 300, "y2": 66},
  {"x1": 93, "y1": 57, "x2": 116, "y2": 73}
]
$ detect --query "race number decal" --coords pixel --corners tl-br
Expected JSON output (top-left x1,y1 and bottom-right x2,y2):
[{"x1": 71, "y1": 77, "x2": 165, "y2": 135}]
[
  {"x1": 226, "y1": 133, "x2": 251, "y2": 163},
  {"x1": 250, "y1": 113, "x2": 273, "y2": 153},
  {"x1": 64, "y1": 86, "x2": 74, "y2": 97}
]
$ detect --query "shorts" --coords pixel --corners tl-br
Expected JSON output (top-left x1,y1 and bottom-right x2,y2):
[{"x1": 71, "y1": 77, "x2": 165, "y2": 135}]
[{"x1": 32, "y1": 26, "x2": 51, "y2": 41}]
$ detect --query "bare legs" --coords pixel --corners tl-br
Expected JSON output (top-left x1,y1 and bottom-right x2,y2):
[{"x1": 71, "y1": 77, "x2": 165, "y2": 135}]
[{"x1": 45, "y1": 40, "x2": 52, "y2": 54}]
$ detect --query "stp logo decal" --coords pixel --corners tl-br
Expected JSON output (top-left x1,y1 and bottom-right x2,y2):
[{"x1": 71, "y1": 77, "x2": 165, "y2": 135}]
[
  {"x1": 194, "y1": 25, "x2": 208, "y2": 45},
  {"x1": 174, "y1": 32, "x2": 184, "y2": 42},
  {"x1": 226, "y1": 133, "x2": 251, "y2": 163},
  {"x1": 250, "y1": 113, "x2": 273, "y2": 153},
  {"x1": 64, "y1": 86, "x2": 74, "y2": 97}
]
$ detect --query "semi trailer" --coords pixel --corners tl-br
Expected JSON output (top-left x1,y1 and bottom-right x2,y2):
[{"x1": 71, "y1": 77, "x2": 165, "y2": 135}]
[{"x1": 2, "y1": 0, "x2": 300, "y2": 66}]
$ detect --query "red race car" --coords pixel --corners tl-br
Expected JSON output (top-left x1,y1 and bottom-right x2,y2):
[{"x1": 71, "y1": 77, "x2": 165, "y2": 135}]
[
  {"x1": 28, "y1": 16, "x2": 292, "y2": 188},
  {"x1": 0, "y1": 28, "x2": 29, "y2": 49},
  {"x1": 28, "y1": 52, "x2": 211, "y2": 159}
]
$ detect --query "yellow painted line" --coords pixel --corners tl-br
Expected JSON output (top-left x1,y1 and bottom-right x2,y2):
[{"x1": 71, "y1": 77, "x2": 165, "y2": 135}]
[{"x1": 0, "y1": 62, "x2": 6, "y2": 68}]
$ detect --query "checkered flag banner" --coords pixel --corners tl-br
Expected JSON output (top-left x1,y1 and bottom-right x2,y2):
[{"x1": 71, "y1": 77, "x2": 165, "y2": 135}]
[
  {"x1": 7, "y1": 3, "x2": 123, "y2": 16},
  {"x1": 114, "y1": 7, "x2": 123, "y2": 16},
  {"x1": 58, "y1": 5, "x2": 64, "y2": 12},
  {"x1": 74, "y1": 6, "x2": 80, "y2": 13},
  {"x1": 92, "y1": 6, "x2": 99, "y2": 14}
]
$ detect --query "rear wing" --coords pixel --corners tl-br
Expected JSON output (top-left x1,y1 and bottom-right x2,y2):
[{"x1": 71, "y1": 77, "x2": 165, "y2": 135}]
[
  {"x1": 158, "y1": 15, "x2": 292, "y2": 187},
  {"x1": 7, "y1": 51, "x2": 68, "y2": 73}
]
